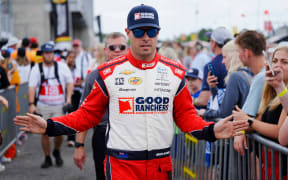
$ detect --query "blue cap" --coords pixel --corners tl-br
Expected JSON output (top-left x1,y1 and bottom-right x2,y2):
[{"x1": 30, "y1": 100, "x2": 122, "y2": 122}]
[
  {"x1": 127, "y1": 4, "x2": 160, "y2": 30},
  {"x1": 41, "y1": 43, "x2": 54, "y2": 52},
  {"x1": 1, "y1": 49, "x2": 10, "y2": 58},
  {"x1": 185, "y1": 68, "x2": 203, "y2": 80}
]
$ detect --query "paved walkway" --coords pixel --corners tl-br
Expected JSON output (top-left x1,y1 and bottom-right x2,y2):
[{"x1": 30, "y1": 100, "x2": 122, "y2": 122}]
[{"x1": 0, "y1": 131, "x2": 96, "y2": 180}]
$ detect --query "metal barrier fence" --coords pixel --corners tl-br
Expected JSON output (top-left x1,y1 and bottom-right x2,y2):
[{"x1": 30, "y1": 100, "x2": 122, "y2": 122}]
[
  {"x1": 172, "y1": 129, "x2": 288, "y2": 180},
  {"x1": 0, "y1": 83, "x2": 28, "y2": 156}
]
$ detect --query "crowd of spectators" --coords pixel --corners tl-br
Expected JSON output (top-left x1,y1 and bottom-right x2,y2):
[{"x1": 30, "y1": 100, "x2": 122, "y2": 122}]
[{"x1": 1, "y1": 25, "x2": 288, "y2": 179}]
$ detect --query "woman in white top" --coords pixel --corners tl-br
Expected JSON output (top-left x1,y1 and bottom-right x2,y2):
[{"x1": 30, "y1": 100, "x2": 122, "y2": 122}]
[{"x1": 15, "y1": 47, "x2": 31, "y2": 83}]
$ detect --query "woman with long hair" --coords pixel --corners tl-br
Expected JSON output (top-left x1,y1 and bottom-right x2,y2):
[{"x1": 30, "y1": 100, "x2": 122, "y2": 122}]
[
  {"x1": 233, "y1": 46, "x2": 288, "y2": 180},
  {"x1": 198, "y1": 40, "x2": 252, "y2": 119}
]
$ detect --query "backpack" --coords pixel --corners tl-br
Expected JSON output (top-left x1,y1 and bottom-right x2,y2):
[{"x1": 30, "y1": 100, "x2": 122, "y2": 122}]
[{"x1": 34, "y1": 61, "x2": 62, "y2": 105}]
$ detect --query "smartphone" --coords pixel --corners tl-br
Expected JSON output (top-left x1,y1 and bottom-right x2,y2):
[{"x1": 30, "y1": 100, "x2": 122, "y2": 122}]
[
  {"x1": 36, "y1": 50, "x2": 42, "y2": 56},
  {"x1": 263, "y1": 50, "x2": 275, "y2": 76},
  {"x1": 208, "y1": 64, "x2": 215, "y2": 76},
  {"x1": 7, "y1": 63, "x2": 13, "y2": 70}
]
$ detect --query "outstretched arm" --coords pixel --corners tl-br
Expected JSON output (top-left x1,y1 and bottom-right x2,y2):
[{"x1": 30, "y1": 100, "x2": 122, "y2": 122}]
[
  {"x1": 15, "y1": 70, "x2": 109, "y2": 136},
  {"x1": 14, "y1": 113, "x2": 47, "y2": 134},
  {"x1": 214, "y1": 115, "x2": 249, "y2": 138},
  {"x1": 174, "y1": 82, "x2": 248, "y2": 141}
]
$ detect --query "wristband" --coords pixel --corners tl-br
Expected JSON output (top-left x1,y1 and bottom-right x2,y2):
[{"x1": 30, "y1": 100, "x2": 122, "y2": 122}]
[
  {"x1": 75, "y1": 142, "x2": 84, "y2": 148},
  {"x1": 248, "y1": 117, "x2": 254, "y2": 127},
  {"x1": 29, "y1": 102, "x2": 34, "y2": 105},
  {"x1": 277, "y1": 87, "x2": 287, "y2": 98},
  {"x1": 239, "y1": 130, "x2": 245, "y2": 134}
]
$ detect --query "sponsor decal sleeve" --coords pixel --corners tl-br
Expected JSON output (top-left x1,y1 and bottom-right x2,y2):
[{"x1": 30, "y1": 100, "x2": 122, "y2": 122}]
[
  {"x1": 173, "y1": 84, "x2": 216, "y2": 142},
  {"x1": 47, "y1": 78, "x2": 108, "y2": 136}
]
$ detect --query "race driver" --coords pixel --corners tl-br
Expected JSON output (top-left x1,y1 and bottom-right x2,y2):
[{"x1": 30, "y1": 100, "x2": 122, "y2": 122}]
[{"x1": 14, "y1": 4, "x2": 248, "y2": 180}]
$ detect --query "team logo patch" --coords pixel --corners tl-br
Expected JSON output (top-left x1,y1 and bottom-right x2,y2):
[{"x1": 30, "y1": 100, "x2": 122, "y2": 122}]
[
  {"x1": 120, "y1": 70, "x2": 135, "y2": 75},
  {"x1": 134, "y1": 12, "x2": 154, "y2": 20},
  {"x1": 128, "y1": 77, "x2": 142, "y2": 85},
  {"x1": 119, "y1": 97, "x2": 134, "y2": 114},
  {"x1": 115, "y1": 77, "x2": 124, "y2": 85},
  {"x1": 118, "y1": 96, "x2": 169, "y2": 114},
  {"x1": 174, "y1": 69, "x2": 184, "y2": 76},
  {"x1": 103, "y1": 68, "x2": 111, "y2": 75},
  {"x1": 156, "y1": 67, "x2": 169, "y2": 81},
  {"x1": 142, "y1": 62, "x2": 155, "y2": 68}
]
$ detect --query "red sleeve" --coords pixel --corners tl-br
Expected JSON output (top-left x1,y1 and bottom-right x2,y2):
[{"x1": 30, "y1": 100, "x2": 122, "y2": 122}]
[
  {"x1": 50, "y1": 79, "x2": 108, "y2": 133},
  {"x1": 173, "y1": 80, "x2": 216, "y2": 141}
]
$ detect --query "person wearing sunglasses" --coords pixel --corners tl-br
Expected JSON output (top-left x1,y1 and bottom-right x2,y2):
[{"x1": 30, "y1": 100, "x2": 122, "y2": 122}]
[
  {"x1": 73, "y1": 32, "x2": 128, "y2": 180},
  {"x1": 14, "y1": 4, "x2": 248, "y2": 180},
  {"x1": 104, "y1": 32, "x2": 128, "y2": 61}
]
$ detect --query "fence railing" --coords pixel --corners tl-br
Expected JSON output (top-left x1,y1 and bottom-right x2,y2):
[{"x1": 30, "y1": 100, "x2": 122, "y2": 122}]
[
  {"x1": 0, "y1": 83, "x2": 28, "y2": 156},
  {"x1": 172, "y1": 125, "x2": 288, "y2": 180}
]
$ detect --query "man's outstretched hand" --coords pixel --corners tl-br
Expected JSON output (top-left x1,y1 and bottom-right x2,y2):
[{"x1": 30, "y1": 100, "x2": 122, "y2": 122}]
[
  {"x1": 14, "y1": 113, "x2": 47, "y2": 134},
  {"x1": 214, "y1": 115, "x2": 249, "y2": 139}
]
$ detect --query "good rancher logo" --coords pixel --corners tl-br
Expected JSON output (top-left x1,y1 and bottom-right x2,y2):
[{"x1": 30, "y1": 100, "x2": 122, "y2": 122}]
[
  {"x1": 118, "y1": 96, "x2": 169, "y2": 114},
  {"x1": 128, "y1": 77, "x2": 142, "y2": 85}
]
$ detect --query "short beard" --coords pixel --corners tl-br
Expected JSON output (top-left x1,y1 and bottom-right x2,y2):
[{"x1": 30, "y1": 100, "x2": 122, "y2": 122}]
[{"x1": 44, "y1": 59, "x2": 54, "y2": 65}]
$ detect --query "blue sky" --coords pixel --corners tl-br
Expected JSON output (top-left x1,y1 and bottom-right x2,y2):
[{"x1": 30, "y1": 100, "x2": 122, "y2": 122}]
[{"x1": 93, "y1": 0, "x2": 288, "y2": 40}]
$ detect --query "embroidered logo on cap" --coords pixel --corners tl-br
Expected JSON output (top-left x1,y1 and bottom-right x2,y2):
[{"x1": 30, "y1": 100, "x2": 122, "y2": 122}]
[{"x1": 134, "y1": 12, "x2": 154, "y2": 20}]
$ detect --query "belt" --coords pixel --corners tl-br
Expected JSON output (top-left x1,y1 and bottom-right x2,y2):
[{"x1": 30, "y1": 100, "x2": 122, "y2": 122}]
[{"x1": 106, "y1": 147, "x2": 171, "y2": 160}]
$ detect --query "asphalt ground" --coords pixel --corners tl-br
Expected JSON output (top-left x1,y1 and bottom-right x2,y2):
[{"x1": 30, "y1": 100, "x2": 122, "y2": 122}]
[{"x1": 0, "y1": 130, "x2": 96, "y2": 180}]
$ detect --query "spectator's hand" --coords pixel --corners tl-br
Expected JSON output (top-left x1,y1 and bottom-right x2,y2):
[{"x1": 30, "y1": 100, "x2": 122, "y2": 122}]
[
  {"x1": 73, "y1": 147, "x2": 86, "y2": 170},
  {"x1": 214, "y1": 115, "x2": 249, "y2": 139},
  {"x1": 65, "y1": 99, "x2": 72, "y2": 105},
  {"x1": 198, "y1": 109, "x2": 206, "y2": 117},
  {"x1": 207, "y1": 71, "x2": 218, "y2": 89},
  {"x1": 7, "y1": 67, "x2": 15, "y2": 76},
  {"x1": 265, "y1": 63, "x2": 285, "y2": 92},
  {"x1": 233, "y1": 134, "x2": 247, "y2": 155},
  {"x1": 14, "y1": 113, "x2": 47, "y2": 134},
  {"x1": 0, "y1": 96, "x2": 8, "y2": 109},
  {"x1": 28, "y1": 104, "x2": 37, "y2": 114},
  {"x1": 232, "y1": 106, "x2": 249, "y2": 122}
]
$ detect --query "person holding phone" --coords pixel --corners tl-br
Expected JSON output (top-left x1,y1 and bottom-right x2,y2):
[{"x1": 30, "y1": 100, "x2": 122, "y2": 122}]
[
  {"x1": 263, "y1": 46, "x2": 288, "y2": 146},
  {"x1": 233, "y1": 45, "x2": 288, "y2": 179},
  {"x1": 199, "y1": 40, "x2": 252, "y2": 120},
  {"x1": 194, "y1": 27, "x2": 233, "y2": 108}
]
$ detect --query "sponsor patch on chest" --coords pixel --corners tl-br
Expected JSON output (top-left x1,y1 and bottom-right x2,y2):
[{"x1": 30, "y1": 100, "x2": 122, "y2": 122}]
[{"x1": 118, "y1": 96, "x2": 169, "y2": 114}]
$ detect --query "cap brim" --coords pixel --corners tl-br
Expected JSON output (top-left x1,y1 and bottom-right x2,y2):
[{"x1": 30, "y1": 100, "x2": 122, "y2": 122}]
[
  {"x1": 38, "y1": 50, "x2": 54, "y2": 55},
  {"x1": 128, "y1": 23, "x2": 160, "y2": 30},
  {"x1": 205, "y1": 32, "x2": 212, "y2": 38},
  {"x1": 185, "y1": 75, "x2": 200, "y2": 79}
]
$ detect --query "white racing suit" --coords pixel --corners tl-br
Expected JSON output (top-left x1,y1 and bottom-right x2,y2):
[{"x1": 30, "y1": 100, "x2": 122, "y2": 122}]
[{"x1": 46, "y1": 51, "x2": 216, "y2": 180}]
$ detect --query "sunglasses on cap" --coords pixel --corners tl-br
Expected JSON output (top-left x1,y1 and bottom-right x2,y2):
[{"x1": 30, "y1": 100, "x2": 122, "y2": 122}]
[
  {"x1": 132, "y1": 28, "x2": 158, "y2": 38},
  {"x1": 108, "y1": 44, "x2": 127, "y2": 51}
]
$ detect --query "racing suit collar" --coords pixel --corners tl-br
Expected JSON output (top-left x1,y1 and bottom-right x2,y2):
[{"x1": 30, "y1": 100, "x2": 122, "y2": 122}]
[{"x1": 127, "y1": 50, "x2": 159, "y2": 70}]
